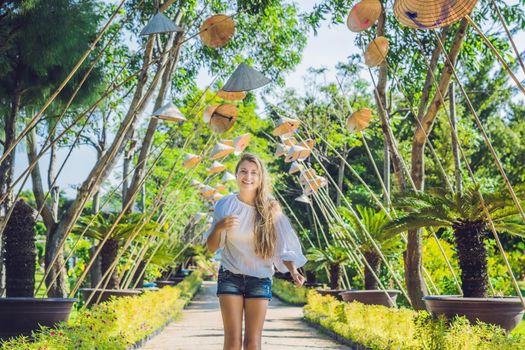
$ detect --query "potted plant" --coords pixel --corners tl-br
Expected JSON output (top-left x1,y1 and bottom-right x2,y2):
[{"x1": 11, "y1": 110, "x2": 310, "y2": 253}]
[
  {"x1": 385, "y1": 188, "x2": 525, "y2": 331},
  {"x1": 307, "y1": 244, "x2": 352, "y2": 300},
  {"x1": 0, "y1": 200, "x2": 76, "y2": 339},
  {"x1": 338, "y1": 206, "x2": 404, "y2": 307}
]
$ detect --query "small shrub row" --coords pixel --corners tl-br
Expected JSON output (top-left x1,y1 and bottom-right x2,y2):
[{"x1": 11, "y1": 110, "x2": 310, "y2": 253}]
[
  {"x1": 304, "y1": 290, "x2": 525, "y2": 350},
  {"x1": 1, "y1": 271, "x2": 203, "y2": 350},
  {"x1": 272, "y1": 278, "x2": 310, "y2": 305}
]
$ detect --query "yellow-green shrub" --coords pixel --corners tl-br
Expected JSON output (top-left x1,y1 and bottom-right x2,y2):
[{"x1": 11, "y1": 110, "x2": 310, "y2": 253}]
[{"x1": 272, "y1": 278, "x2": 309, "y2": 305}]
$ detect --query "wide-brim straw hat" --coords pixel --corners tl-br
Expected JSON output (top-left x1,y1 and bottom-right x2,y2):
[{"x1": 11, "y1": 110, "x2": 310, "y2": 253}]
[
  {"x1": 272, "y1": 117, "x2": 301, "y2": 136},
  {"x1": 210, "y1": 142, "x2": 235, "y2": 160},
  {"x1": 289, "y1": 161, "x2": 304, "y2": 175},
  {"x1": 233, "y1": 133, "x2": 251, "y2": 155},
  {"x1": 298, "y1": 138, "x2": 315, "y2": 150},
  {"x1": 347, "y1": 0, "x2": 382, "y2": 32},
  {"x1": 207, "y1": 161, "x2": 226, "y2": 174},
  {"x1": 140, "y1": 12, "x2": 183, "y2": 36},
  {"x1": 299, "y1": 168, "x2": 318, "y2": 185},
  {"x1": 347, "y1": 108, "x2": 373, "y2": 132},
  {"x1": 282, "y1": 136, "x2": 297, "y2": 147},
  {"x1": 183, "y1": 153, "x2": 202, "y2": 168},
  {"x1": 152, "y1": 102, "x2": 186, "y2": 122},
  {"x1": 221, "y1": 171, "x2": 236, "y2": 182},
  {"x1": 214, "y1": 183, "x2": 227, "y2": 192},
  {"x1": 200, "y1": 185, "x2": 216, "y2": 198},
  {"x1": 304, "y1": 176, "x2": 328, "y2": 195},
  {"x1": 199, "y1": 14, "x2": 235, "y2": 48},
  {"x1": 275, "y1": 143, "x2": 290, "y2": 157},
  {"x1": 365, "y1": 36, "x2": 389, "y2": 67},
  {"x1": 209, "y1": 104, "x2": 238, "y2": 133},
  {"x1": 222, "y1": 63, "x2": 271, "y2": 92},
  {"x1": 295, "y1": 193, "x2": 311, "y2": 204},
  {"x1": 217, "y1": 89, "x2": 246, "y2": 101},
  {"x1": 394, "y1": 0, "x2": 478, "y2": 30},
  {"x1": 285, "y1": 145, "x2": 311, "y2": 163}
]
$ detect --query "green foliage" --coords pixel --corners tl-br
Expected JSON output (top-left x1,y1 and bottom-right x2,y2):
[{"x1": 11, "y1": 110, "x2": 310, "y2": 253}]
[
  {"x1": 272, "y1": 278, "x2": 309, "y2": 305},
  {"x1": 1, "y1": 272, "x2": 203, "y2": 349}
]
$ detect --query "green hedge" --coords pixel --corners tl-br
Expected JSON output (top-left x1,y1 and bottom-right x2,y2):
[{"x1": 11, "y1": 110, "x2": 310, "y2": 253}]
[
  {"x1": 272, "y1": 278, "x2": 310, "y2": 305},
  {"x1": 1, "y1": 271, "x2": 203, "y2": 350},
  {"x1": 304, "y1": 290, "x2": 525, "y2": 350}
]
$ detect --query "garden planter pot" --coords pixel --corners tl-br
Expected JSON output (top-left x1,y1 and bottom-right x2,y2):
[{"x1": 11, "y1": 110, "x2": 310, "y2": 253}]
[
  {"x1": 80, "y1": 288, "x2": 141, "y2": 307},
  {"x1": 423, "y1": 295, "x2": 525, "y2": 332},
  {"x1": 316, "y1": 289, "x2": 349, "y2": 301},
  {"x1": 0, "y1": 297, "x2": 77, "y2": 339},
  {"x1": 339, "y1": 290, "x2": 401, "y2": 308}
]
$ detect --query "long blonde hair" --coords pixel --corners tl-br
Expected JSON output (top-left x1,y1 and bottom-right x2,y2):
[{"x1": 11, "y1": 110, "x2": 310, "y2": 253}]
[{"x1": 235, "y1": 153, "x2": 276, "y2": 259}]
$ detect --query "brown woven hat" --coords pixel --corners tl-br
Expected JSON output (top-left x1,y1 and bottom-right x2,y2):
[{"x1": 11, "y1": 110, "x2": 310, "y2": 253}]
[
  {"x1": 199, "y1": 14, "x2": 235, "y2": 48},
  {"x1": 210, "y1": 142, "x2": 235, "y2": 160},
  {"x1": 298, "y1": 138, "x2": 315, "y2": 150},
  {"x1": 272, "y1": 117, "x2": 301, "y2": 136},
  {"x1": 183, "y1": 153, "x2": 202, "y2": 168},
  {"x1": 152, "y1": 102, "x2": 186, "y2": 122},
  {"x1": 204, "y1": 104, "x2": 238, "y2": 133},
  {"x1": 220, "y1": 139, "x2": 234, "y2": 147},
  {"x1": 347, "y1": 0, "x2": 382, "y2": 32},
  {"x1": 299, "y1": 168, "x2": 317, "y2": 186},
  {"x1": 285, "y1": 145, "x2": 311, "y2": 163},
  {"x1": 288, "y1": 161, "x2": 304, "y2": 175},
  {"x1": 233, "y1": 133, "x2": 251, "y2": 155},
  {"x1": 207, "y1": 161, "x2": 226, "y2": 174},
  {"x1": 394, "y1": 0, "x2": 478, "y2": 30},
  {"x1": 217, "y1": 89, "x2": 246, "y2": 101},
  {"x1": 365, "y1": 36, "x2": 389, "y2": 67},
  {"x1": 282, "y1": 136, "x2": 297, "y2": 147},
  {"x1": 200, "y1": 185, "x2": 216, "y2": 198},
  {"x1": 214, "y1": 183, "x2": 227, "y2": 192},
  {"x1": 304, "y1": 176, "x2": 328, "y2": 195},
  {"x1": 274, "y1": 143, "x2": 290, "y2": 157},
  {"x1": 347, "y1": 108, "x2": 373, "y2": 132}
]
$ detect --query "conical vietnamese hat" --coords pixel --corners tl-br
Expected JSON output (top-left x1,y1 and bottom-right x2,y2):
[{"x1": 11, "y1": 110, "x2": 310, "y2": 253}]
[
  {"x1": 214, "y1": 183, "x2": 227, "y2": 192},
  {"x1": 210, "y1": 142, "x2": 235, "y2": 160},
  {"x1": 220, "y1": 139, "x2": 234, "y2": 147},
  {"x1": 217, "y1": 89, "x2": 246, "y2": 101},
  {"x1": 394, "y1": 0, "x2": 478, "y2": 30},
  {"x1": 233, "y1": 133, "x2": 251, "y2": 155},
  {"x1": 152, "y1": 102, "x2": 186, "y2": 122},
  {"x1": 200, "y1": 185, "x2": 216, "y2": 198},
  {"x1": 213, "y1": 192, "x2": 225, "y2": 201},
  {"x1": 285, "y1": 145, "x2": 311, "y2": 163},
  {"x1": 364, "y1": 36, "x2": 389, "y2": 67},
  {"x1": 221, "y1": 171, "x2": 236, "y2": 182},
  {"x1": 274, "y1": 143, "x2": 290, "y2": 157},
  {"x1": 208, "y1": 104, "x2": 238, "y2": 133},
  {"x1": 289, "y1": 162, "x2": 304, "y2": 175},
  {"x1": 190, "y1": 179, "x2": 202, "y2": 187},
  {"x1": 272, "y1": 117, "x2": 301, "y2": 136},
  {"x1": 203, "y1": 105, "x2": 218, "y2": 123},
  {"x1": 298, "y1": 138, "x2": 315, "y2": 150},
  {"x1": 282, "y1": 136, "x2": 297, "y2": 147},
  {"x1": 299, "y1": 168, "x2": 318, "y2": 185},
  {"x1": 222, "y1": 63, "x2": 271, "y2": 92},
  {"x1": 183, "y1": 153, "x2": 202, "y2": 168},
  {"x1": 295, "y1": 193, "x2": 311, "y2": 204},
  {"x1": 207, "y1": 161, "x2": 226, "y2": 174},
  {"x1": 347, "y1": 0, "x2": 382, "y2": 32},
  {"x1": 199, "y1": 14, "x2": 235, "y2": 48},
  {"x1": 304, "y1": 176, "x2": 328, "y2": 195},
  {"x1": 140, "y1": 12, "x2": 183, "y2": 36},
  {"x1": 347, "y1": 108, "x2": 373, "y2": 132}
]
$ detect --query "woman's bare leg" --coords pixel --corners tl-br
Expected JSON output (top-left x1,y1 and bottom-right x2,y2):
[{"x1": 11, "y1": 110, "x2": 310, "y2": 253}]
[
  {"x1": 219, "y1": 295, "x2": 244, "y2": 350},
  {"x1": 243, "y1": 298, "x2": 269, "y2": 350}
]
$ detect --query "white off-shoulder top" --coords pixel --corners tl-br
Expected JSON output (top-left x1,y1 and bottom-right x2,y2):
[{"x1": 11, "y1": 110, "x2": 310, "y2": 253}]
[{"x1": 204, "y1": 194, "x2": 307, "y2": 278}]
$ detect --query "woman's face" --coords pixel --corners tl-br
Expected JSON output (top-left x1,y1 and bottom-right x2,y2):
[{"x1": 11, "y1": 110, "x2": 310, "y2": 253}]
[{"x1": 236, "y1": 160, "x2": 260, "y2": 192}]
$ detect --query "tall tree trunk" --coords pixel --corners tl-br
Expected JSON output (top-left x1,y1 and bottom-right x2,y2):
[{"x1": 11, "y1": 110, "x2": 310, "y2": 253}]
[
  {"x1": 363, "y1": 251, "x2": 381, "y2": 290},
  {"x1": 329, "y1": 263, "x2": 341, "y2": 290},
  {"x1": 100, "y1": 238, "x2": 120, "y2": 289}
]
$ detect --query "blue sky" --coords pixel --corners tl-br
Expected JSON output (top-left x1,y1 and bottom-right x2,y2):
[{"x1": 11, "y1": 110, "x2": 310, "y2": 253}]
[{"x1": 13, "y1": 0, "x2": 525, "y2": 199}]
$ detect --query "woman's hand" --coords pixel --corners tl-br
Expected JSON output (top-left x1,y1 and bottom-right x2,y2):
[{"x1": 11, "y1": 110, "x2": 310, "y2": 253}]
[
  {"x1": 290, "y1": 271, "x2": 306, "y2": 288},
  {"x1": 216, "y1": 215, "x2": 239, "y2": 233}
]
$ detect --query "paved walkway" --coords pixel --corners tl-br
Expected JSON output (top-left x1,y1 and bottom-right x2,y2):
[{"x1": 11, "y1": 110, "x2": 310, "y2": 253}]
[{"x1": 139, "y1": 281, "x2": 350, "y2": 349}]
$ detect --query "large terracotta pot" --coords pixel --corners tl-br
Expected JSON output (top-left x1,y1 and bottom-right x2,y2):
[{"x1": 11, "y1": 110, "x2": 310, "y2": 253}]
[
  {"x1": 339, "y1": 290, "x2": 401, "y2": 308},
  {"x1": 80, "y1": 288, "x2": 141, "y2": 307},
  {"x1": 316, "y1": 289, "x2": 349, "y2": 301},
  {"x1": 0, "y1": 297, "x2": 77, "y2": 339},
  {"x1": 423, "y1": 295, "x2": 524, "y2": 332}
]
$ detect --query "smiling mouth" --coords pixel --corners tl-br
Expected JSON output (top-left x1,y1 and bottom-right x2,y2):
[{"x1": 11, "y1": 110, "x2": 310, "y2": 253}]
[{"x1": 242, "y1": 180, "x2": 254, "y2": 185}]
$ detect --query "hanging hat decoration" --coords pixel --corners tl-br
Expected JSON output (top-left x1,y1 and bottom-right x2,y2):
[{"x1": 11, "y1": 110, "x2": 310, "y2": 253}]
[
  {"x1": 199, "y1": 14, "x2": 235, "y2": 48},
  {"x1": 210, "y1": 142, "x2": 235, "y2": 160},
  {"x1": 285, "y1": 145, "x2": 311, "y2": 163},
  {"x1": 195, "y1": 212, "x2": 207, "y2": 222},
  {"x1": 233, "y1": 133, "x2": 251, "y2": 155},
  {"x1": 347, "y1": 0, "x2": 382, "y2": 32},
  {"x1": 289, "y1": 162, "x2": 304, "y2": 175},
  {"x1": 346, "y1": 108, "x2": 373, "y2": 132},
  {"x1": 152, "y1": 102, "x2": 186, "y2": 122},
  {"x1": 207, "y1": 161, "x2": 226, "y2": 174},
  {"x1": 214, "y1": 183, "x2": 227, "y2": 192},
  {"x1": 140, "y1": 12, "x2": 183, "y2": 36},
  {"x1": 200, "y1": 185, "x2": 216, "y2": 198},
  {"x1": 190, "y1": 179, "x2": 202, "y2": 187},
  {"x1": 203, "y1": 104, "x2": 238, "y2": 133},
  {"x1": 299, "y1": 168, "x2": 318, "y2": 186},
  {"x1": 304, "y1": 176, "x2": 328, "y2": 195},
  {"x1": 220, "y1": 139, "x2": 234, "y2": 147},
  {"x1": 275, "y1": 143, "x2": 290, "y2": 157},
  {"x1": 217, "y1": 89, "x2": 247, "y2": 101},
  {"x1": 364, "y1": 36, "x2": 389, "y2": 67},
  {"x1": 297, "y1": 138, "x2": 315, "y2": 151},
  {"x1": 221, "y1": 171, "x2": 236, "y2": 183},
  {"x1": 394, "y1": 0, "x2": 478, "y2": 30},
  {"x1": 295, "y1": 193, "x2": 311, "y2": 204},
  {"x1": 272, "y1": 117, "x2": 301, "y2": 136},
  {"x1": 222, "y1": 63, "x2": 271, "y2": 92},
  {"x1": 183, "y1": 153, "x2": 202, "y2": 169},
  {"x1": 282, "y1": 137, "x2": 297, "y2": 147},
  {"x1": 213, "y1": 193, "x2": 225, "y2": 201}
]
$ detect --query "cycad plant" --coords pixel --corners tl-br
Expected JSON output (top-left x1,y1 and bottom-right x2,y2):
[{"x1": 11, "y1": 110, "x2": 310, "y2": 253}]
[
  {"x1": 339, "y1": 206, "x2": 404, "y2": 290},
  {"x1": 307, "y1": 244, "x2": 351, "y2": 290},
  {"x1": 384, "y1": 188, "x2": 525, "y2": 298}
]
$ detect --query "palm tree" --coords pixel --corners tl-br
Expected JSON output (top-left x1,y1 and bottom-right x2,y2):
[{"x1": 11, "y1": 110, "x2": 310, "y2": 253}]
[
  {"x1": 307, "y1": 244, "x2": 351, "y2": 290},
  {"x1": 384, "y1": 188, "x2": 525, "y2": 298},
  {"x1": 340, "y1": 206, "x2": 403, "y2": 290}
]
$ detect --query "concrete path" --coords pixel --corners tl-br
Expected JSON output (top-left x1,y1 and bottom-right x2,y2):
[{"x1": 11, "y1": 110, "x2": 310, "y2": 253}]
[{"x1": 139, "y1": 281, "x2": 350, "y2": 350}]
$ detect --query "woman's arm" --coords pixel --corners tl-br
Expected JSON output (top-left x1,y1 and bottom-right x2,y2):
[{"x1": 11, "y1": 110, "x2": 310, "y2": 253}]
[
  {"x1": 206, "y1": 215, "x2": 238, "y2": 253},
  {"x1": 282, "y1": 260, "x2": 306, "y2": 288}
]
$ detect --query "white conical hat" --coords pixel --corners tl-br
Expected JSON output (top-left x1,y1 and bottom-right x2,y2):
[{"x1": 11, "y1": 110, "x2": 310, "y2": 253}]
[
  {"x1": 210, "y1": 142, "x2": 235, "y2": 160},
  {"x1": 295, "y1": 193, "x2": 311, "y2": 204},
  {"x1": 274, "y1": 143, "x2": 290, "y2": 157},
  {"x1": 183, "y1": 153, "x2": 202, "y2": 168},
  {"x1": 272, "y1": 117, "x2": 301, "y2": 136},
  {"x1": 221, "y1": 171, "x2": 236, "y2": 182},
  {"x1": 285, "y1": 145, "x2": 311, "y2": 163},
  {"x1": 152, "y1": 102, "x2": 186, "y2": 122},
  {"x1": 207, "y1": 161, "x2": 226, "y2": 174},
  {"x1": 140, "y1": 12, "x2": 183, "y2": 36},
  {"x1": 289, "y1": 162, "x2": 304, "y2": 175},
  {"x1": 233, "y1": 133, "x2": 251, "y2": 155}
]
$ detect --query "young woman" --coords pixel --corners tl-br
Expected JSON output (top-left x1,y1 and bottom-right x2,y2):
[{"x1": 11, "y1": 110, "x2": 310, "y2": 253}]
[{"x1": 204, "y1": 153, "x2": 307, "y2": 350}]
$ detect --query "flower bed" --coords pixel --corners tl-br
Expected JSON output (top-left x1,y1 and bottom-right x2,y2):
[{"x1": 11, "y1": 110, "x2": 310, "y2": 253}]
[
  {"x1": 272, "y1": 278, "x2": 310, "y2": 305},
  {"x1": 304, "y1": 290, "x2": 525, "y2": 350},
  {"x1": 1, "y1": 272, "x2": 203, "y2": 350}
]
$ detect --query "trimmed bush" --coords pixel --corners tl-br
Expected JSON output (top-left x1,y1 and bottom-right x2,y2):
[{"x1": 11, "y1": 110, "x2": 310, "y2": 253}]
[
  {"x1": 0, "y1": 272, "x2": 203, "y2": 349},
  {"x1": 272, "y1": 278, "x2": 309, "y2": 305}
]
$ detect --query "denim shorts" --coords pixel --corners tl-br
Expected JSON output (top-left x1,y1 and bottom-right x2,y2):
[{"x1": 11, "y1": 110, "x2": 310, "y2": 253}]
[{"x1": 217, "y1": 266, "x2": 272, "y2": 300}]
